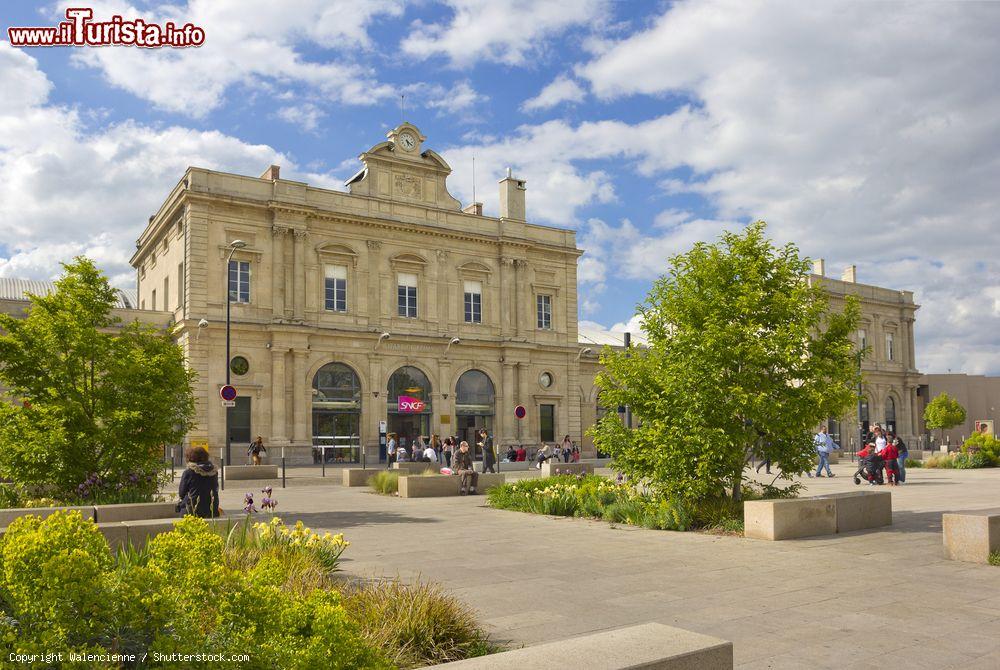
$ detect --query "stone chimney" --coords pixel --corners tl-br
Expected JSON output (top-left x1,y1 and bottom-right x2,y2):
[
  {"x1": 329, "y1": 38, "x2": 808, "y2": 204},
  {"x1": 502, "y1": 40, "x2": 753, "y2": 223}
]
[
  {"x1": 463, "y1": 202, "x2": 483, "y2": 216},
  {"x1": 260, "y1": 165, "x2": 281, "y2": 180},
  {"x1": 498, "y1": 167, "x2": 526, "y2": 220},
  {"x1": 812, "y1": 258, "x2": 825, "y2": 276},
  {"x1": 841, "y1": 265, "x2": 857, "y2": 283}
]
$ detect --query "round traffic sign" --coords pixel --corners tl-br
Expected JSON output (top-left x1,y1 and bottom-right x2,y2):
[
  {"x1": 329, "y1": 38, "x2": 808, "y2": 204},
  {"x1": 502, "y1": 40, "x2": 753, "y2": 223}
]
[
  {"x1": 220, "y1": 385, "x2": 237, "y2": 401},
  {"x1": 514, "y1": 404, "x2": 526, "y2": 419}
]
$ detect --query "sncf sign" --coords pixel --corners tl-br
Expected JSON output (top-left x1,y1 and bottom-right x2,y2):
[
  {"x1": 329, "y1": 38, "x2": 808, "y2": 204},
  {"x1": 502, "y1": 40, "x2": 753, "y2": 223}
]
[{"x1": 397, "y1": 395, "x2": 426, "y2": 413}]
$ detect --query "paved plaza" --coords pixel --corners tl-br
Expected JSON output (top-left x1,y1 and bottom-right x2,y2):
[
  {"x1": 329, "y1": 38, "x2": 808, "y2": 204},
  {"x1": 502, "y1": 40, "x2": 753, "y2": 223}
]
[{"x1": 217, "y1": 463, "x2": 1000, "y2": 669}]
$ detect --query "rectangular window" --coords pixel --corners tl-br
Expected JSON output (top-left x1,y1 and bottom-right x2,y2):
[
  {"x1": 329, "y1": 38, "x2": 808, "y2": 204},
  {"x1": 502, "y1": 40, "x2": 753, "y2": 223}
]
[
  {"x1": 177, "y1": 262, "x2": 185, "y2": 309},
  {"x1": 858, "y1": 328, "x2": 867, "y2": 351},
  {"x1": 228, "y1": 260, "x2": 250, "y2": 303},
  {"x1": 540, "y1": 404, "x2": 555, "y2": 443},
  {"x1": 886, "y1": 333, "x2": 895, "y2": 361},
  {"x1": 536, "y1": 294, "x2": 552, "y2": 330},
  {"x1": 397, "y1": 272, "x2": 417, "y2": 318},
  {"x1": 163, "y1": 276, "x2": 169, "y2": 311},
  {"x1": 324, "y1": 265, "x2": 347, "y2": 312},
  {"x1": 463, "y1": 280, "x2": 482, "y2": 323},
  {"x1": 151, "y1": 289, "x2": 157, "y2": 311}
]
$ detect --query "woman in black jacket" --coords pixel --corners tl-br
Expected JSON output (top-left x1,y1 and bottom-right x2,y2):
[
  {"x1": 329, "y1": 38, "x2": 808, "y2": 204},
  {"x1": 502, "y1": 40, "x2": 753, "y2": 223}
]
[{"x1": 177, "y1": 446, "x2": 221, "y2": 518}]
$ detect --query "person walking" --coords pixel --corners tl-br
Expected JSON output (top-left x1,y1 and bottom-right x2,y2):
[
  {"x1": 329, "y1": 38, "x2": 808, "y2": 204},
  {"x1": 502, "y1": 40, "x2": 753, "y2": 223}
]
[
  {"x1": 814, "y1": 426, "x2": 838, "y2": 477},
  {"x1": 479, "y1": 428, "x2": 496, "y2": 473},
  {"x1": 386, "y1": 432, "x2": 398, "y2": 469},
  {"x1": 890, "y1": 432, "x2": 908, "y2": 483},
  {"x1": 177, "y1": 446, "x2": 221, "y2": 518},
  {"x1": 452, "y1": 440, "x2": 479, "y2": 495},
  {"x1": 431, "y1": 434, "x2": 442, "y2": 462},
  {"x1": 442, "y1": 436, "x2": 454, "y2": 467},
  {"x1": 247, "y1": 436, "x2": 267, "y2": 465},
  {"x1": 561, "y1": 435, "x2": 572, "y2": 463}
]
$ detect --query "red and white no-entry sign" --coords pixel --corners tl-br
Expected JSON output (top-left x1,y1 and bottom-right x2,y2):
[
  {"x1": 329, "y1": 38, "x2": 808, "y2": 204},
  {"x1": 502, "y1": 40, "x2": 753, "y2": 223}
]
[
  {"x1": 220, "y1": 385, "x2": 237, "y2": 401},
  {"x1": 514, "y1": 404, "x2": 526, "y2": 419}
]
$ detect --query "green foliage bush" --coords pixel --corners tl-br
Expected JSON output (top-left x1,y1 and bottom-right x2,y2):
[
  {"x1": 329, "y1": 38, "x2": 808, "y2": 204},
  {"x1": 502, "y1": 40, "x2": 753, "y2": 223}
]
[
  {"x1": 367, "y1": 471, "x2": 399, "y2": 494},
  {"x1": 924, "y1": 452, "x2": 996, "y2": 469},
  {"x1": 341, "y1": 579, "x2": 496, "y2": 669},
  {"x1": 989, "y1": 551, "x2": 1000, "y2": 567},
  {"x1": 963, "y1": 432, "x2": 1000, "y2": 463},
  {"x1": 905, "y1": 458, "x2": 924, "y2": 468},
  {"x1": 0, "y1": 512, "x2": 389, "y2": 668}
]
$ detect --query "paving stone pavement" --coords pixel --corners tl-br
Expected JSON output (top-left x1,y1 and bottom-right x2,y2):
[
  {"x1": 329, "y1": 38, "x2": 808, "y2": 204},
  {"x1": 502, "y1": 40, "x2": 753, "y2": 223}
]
[{"x1": 217, "y1": 462, "x2": 1000, "y2": 669}]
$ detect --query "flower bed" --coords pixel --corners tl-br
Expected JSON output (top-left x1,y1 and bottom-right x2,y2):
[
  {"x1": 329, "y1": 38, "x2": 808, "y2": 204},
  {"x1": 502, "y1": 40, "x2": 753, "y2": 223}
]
[
  {"x1": 486, "y1": 474, "x2": 760, "y2": 533},
  {"x1": 0, "y1": 510, "x2": 493, "y2": 668}
]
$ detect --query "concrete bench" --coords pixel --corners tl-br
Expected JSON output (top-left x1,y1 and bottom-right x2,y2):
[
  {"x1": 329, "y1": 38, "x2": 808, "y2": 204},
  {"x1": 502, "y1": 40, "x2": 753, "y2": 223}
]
[
  {"x1": 393, "y1": 462, "x2": 442, "y2": 474},
  {"x1": 744, "y1": 490, "x2": 891, "y2": 540},
  {"x1": 943, "y1": 510, "x2": 1000, "y2": 564},
  {"x1": 540, "y1": 462, "x2": 595, "y2": 477},
  {"x1": 343, "y1": 468, "x2": 381, "y2": 487},
  {"x1": 425, "y1": 622, "x2": 732, "y2": 669},
  {"x1": 224, "y1": 464, "x2": 279, "y2": 480},
  {"x1": 475, "y1": 460, "x2": 531, "y2": 471},
  {"x1": 0, "y1": 505, "x2": 95, "y2": 528},
  {"x1": 94, "y1": 502, "x2": 178, "y2": 523},
  {"x1": 398, "y1": 473, "x2": 505, "y2": 498}
]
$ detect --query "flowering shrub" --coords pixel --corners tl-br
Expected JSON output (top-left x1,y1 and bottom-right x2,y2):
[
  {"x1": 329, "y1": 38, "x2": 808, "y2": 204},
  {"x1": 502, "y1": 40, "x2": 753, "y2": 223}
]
[{"x1": 249, "y1": 517, "x2": 350, "y2": 572}]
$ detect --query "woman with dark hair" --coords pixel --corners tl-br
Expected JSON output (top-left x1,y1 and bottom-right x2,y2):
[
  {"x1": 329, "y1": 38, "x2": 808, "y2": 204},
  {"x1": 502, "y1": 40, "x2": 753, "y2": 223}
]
[
  {"x1": 177, "y1": 446, "x2": 221, "y2": 518},
  {"x1": 479, "y1": 429, "x2": 496, "y2": 473}
]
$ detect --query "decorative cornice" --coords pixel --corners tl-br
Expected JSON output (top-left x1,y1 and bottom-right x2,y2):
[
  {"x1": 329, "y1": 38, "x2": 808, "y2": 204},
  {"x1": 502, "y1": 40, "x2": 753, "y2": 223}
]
[{"x1": 366, "y1": 240, "x2": 382, "y2": 250}]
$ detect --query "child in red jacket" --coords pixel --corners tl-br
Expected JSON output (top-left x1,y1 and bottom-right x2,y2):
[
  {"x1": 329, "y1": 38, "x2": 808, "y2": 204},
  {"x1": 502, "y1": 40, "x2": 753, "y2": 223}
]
[{"x1": 882, "y1": 441, "x2": 900, "y2": 485}]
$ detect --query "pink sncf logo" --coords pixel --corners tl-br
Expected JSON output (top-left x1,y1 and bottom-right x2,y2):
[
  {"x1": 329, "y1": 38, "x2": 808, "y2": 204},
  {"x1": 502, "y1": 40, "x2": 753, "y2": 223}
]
[{"x1": 397, "y1": 395, "x2": 426, "y2": 413}]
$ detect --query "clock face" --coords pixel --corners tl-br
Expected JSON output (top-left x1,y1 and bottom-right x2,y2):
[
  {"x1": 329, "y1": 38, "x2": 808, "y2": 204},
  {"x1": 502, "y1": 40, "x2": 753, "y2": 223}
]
[{"x1": 398, "y1": 132, "x2": 417, "y2": 151}]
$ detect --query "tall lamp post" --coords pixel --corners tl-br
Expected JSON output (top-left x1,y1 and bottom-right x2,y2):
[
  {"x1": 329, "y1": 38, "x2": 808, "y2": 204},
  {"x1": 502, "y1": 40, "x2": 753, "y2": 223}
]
[
  {"x1": 856, "y1": 350, "x2": 864, "y2": 457},
  {"x1": 225, "y1": 239, "x2": 247, "y2": 465}
]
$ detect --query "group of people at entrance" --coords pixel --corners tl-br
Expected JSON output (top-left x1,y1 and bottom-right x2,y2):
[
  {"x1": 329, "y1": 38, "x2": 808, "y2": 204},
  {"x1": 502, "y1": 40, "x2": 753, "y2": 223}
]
[{"x1": 386, "y1": 429, "x2": 497, "y2": 471}]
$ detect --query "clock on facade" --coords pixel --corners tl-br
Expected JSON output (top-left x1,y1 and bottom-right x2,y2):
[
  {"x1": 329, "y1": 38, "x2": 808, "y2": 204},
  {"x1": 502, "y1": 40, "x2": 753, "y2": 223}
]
[{"x1": 397, "y1": 132, "x2": 417, "y2": 151}]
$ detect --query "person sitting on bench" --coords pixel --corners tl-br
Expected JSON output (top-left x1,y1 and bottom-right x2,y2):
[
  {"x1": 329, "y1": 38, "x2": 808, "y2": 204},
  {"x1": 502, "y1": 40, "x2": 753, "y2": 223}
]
[{"x1": 452, "y1": 440, "x2": 479, "y2": 495}]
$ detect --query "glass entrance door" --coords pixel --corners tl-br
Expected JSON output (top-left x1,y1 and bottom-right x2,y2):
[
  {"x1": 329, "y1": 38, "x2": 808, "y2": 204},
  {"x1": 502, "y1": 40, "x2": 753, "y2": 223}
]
[
  {"x1": 457, "y1": 415, "x2": 493, "y2": 458},
  {"x1": 230, "y1": 397, "x2": 252, "y2": 446},
  {"x1": 388, "y1": 414, "x2": 430, "y2": 456},
  {"x1": 312, "y1": 410, "x2": 360, "y2": 463}
]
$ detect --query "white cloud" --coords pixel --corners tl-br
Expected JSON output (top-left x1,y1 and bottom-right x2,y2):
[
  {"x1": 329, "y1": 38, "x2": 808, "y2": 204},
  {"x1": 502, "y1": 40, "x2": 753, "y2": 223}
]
[
  {"x1": 521, "y1": 75, "x2": 586, "y2": 112},
  {"x1": 276, "y1": 103, "x2": 325, "y2": 132},
  {"x1": 0, "y1": 43, "x2": 332, "y2": 286},
  {"x1": 53, "y1": 0, "x2": 404, "y2": 116},
  {"x1": 401, "y1": 0, "x2": 608, "y2": 66},
  {"x1": 415, "y1": 80, "x2": 488, "y2": 113},
  {"x1": 570, "y1": 0, "x2": 1000, "y2": 375}
]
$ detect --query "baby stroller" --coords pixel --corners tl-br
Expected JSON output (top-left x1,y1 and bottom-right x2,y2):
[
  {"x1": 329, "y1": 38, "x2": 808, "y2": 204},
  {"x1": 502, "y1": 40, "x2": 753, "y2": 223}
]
[{"x1": 854, "y1": 451, "x2": 884, "y2": 485}]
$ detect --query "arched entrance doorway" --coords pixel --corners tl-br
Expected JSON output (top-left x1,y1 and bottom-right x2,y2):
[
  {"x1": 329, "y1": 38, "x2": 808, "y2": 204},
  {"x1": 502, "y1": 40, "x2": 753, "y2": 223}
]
[
  {"x1": 455, "y1": 370, "x2": 495, "y2": 458},
  {"x1": 312, "y1": 363, "x2": 361, "y2": 463},
  {"x1": 885, "y1": 396, "x2": 896, "y2": 434},
  {"x1": 388, "y1": 366, "x2": 432, "y2": 455}
]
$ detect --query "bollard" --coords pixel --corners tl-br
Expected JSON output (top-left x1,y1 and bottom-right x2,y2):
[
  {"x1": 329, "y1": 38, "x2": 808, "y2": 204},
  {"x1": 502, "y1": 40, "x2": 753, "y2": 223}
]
[
  {"x1": 220, "y1": 457, "x2": 225, "y2": 491},
  {"x1": 322, "y1": 453, "x2": 326, "y2": 478},
  {"x1": 282, "y1": 457, "x2": 286, "y2": 489}
]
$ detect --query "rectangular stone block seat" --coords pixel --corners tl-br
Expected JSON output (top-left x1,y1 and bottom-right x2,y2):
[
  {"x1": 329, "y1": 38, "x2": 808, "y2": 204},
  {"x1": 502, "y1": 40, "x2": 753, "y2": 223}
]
[
  {"x1": 426, "y1": 622, "x2": 732, "y2": 669},
  {"x1": 398, "y1": 473, "x2": 504, "y2": 498},
  {"x1": 393, "y1": 462, "x2": 442, "y2": 474},
  {"x1": 744, "y1": 490, "x2": 891, "y2": 540},
  {"x1": 540, "y1": 462, "x2": 595, "y2": 477},
  {"x1": 475, "y1": 461, "x2": 530, "y2": 471},
  {"x1": 94, "y1": 502, "x2": 178, "y2": 523},
  {"x1": 343, "y1": 468, "x2": 380, "y2": 486},
  {"x1": 943, "y1": 509, "x2": 1000, "y2": 564},
  {"x1": 225, "y1": 464, "x2": 279, "y2": 480},
  {"x1": 0, "y1": 505, "x2": 94, "y2": 528}
]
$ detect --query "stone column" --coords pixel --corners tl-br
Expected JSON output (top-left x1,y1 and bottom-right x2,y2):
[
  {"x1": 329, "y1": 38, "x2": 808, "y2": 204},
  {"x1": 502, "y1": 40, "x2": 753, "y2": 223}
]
[
  {"x1": 292, "y1": 229, "x2": 307, "y2": 321},
  {"x1": 436, "y1": 249, "x2": 450, "y2": 331},
  {"x1": 270, "y1": 347, "x2": 288, "y2": 443},
  {"x1": 271, "y1": 225, "x2": 287, "y2": 320},
  {"x1": 501, "y1": 362, "x2": 515, "y2": 444},
  {"x1": 500, "y1": 257, "x2": 514, "y2": 337},
  {"x1": 292, "y1": 350, "x2": 309, "y2": 445},
  {"x1": 366, "y1": 241, "x2": 382, "y2": 328},
  {"x1": 517, "y1": 361, "x2": 531, "y2": 443},
  {"x1": 514, "y1": 259, "x2": 528, "y2": 338},
  {"x1": 906, "y1": 317, "x2": 916, "y2": 371}
]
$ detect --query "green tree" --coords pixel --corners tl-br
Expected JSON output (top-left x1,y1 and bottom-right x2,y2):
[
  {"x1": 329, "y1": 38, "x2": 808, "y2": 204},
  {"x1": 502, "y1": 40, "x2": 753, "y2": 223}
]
[
  {"x1": 0, "y1": 257, "x2": 195, "y2": 501},
  {"x1": 591, "y1": 222, "x2": 860, "y2": 502},
  {"x1": 923, "y1": 392, "x2": 966, "y2": 447}
]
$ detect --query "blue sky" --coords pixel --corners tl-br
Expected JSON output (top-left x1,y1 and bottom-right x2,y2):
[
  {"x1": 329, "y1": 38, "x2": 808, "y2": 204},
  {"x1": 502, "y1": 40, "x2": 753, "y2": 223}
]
[{"x1": 1, "y1": 1, "x2": 999, "y2": 375}]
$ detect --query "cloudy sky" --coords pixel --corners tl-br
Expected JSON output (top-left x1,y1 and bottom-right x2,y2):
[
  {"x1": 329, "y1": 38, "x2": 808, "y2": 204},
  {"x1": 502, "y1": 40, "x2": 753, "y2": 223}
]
[{"x1": 1, "y1": 1, "x2": 998, "y2": 374}]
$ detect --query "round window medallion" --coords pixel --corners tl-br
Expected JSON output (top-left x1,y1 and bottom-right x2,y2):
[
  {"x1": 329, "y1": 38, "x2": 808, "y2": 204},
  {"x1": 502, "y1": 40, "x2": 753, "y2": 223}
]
[
  {"x1": 230, "y1": 356, "x2": 250, "y2": 376},
  {"x1": 539, "y1": 372, "x2": 553, "y2": 388}
]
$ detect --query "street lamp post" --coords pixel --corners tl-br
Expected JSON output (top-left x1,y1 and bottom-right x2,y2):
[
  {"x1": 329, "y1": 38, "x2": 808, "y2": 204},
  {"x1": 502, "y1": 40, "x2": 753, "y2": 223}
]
[
  {"x1": 225, "y1": 240, "x2": 247, "y2": 465},
  {"x1": 856, "y1": 350, "x2": 864, "y2": 459}
]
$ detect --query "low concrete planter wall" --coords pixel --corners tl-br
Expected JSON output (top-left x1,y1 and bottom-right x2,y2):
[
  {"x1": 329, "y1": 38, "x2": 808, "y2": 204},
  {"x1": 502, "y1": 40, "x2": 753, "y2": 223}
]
[
  {"x1": 475, "y1": 461, "x2": 531, "y2": 471},
  {"x1": 94, "y1": 502, "x2": 178, "y2": 523},
  {"x1": 425, "y1": 622, "x2": 732, "y2": 669},
  {"x1": 0, "y1": 506, "x2": 95, "y2": 528},
  {"x1": 399, "y1": 474, "x2": 505, "y2": 498},
  {"x1": 393, "y1": 462, "x2": 442, "y2": 474},
  {"x1": 540, "y1": 462, "x2": 595, "y2": 477},
  {"x1": 943, "y1": 510, "x2": 1000, "y2": 564},
  {"x1": 225, "y1": 464, "x2": 279, "y2": 480},
  {"x1": 744, "y1": 491, "x2": 891, "y2": 540},
  {"x1": 343, "y1": 468, "x2": 379, "y2": 487}
]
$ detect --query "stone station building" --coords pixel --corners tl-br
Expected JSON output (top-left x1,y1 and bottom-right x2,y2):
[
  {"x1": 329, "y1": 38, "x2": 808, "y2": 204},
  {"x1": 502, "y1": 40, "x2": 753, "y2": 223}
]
[{"x1": 2, "y1": 124, "x2": 924, "y2": 464}]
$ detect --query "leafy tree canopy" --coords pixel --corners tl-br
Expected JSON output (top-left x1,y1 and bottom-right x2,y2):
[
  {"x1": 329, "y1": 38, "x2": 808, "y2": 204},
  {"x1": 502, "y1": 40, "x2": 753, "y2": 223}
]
[
  {"x1": 591, "y1": 222, "x2": 860, "y2": 502},
  {"x1": 923, "y1": 392, "x2": 966, "y2": 433},
  {"x1": 0, "y1": 257, "x2": 195, "y2": 500}
]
